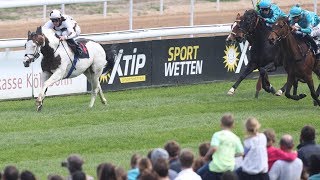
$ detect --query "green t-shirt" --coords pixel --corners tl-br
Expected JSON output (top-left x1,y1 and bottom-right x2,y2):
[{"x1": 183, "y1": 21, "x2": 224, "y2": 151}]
[{"x1": 209, "y1": 130, "x2": 244, "y2": 173}]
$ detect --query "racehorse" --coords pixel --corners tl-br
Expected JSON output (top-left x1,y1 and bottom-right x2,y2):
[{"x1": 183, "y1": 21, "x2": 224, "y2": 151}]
[
  {"x1": 268, "y1": 17, "x2": 320, "y2": 106},
  {"x1": 23, "y1": 26, "x2": 115, "y2": 111},
  {"x1": 226, "y1": 10, "x2": 284, "y2": 97}
]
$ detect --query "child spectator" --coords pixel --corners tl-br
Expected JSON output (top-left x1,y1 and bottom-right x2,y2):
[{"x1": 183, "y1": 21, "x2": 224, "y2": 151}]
[
  {"x1": 238, "y1": 117, "x2": 268, "y2": 180},
  {"x1": 198, "y1": 113, "x2": 244, "y2": 180},
  {"x1": 127, "y1": 154, "x2": 141, "y2": 180}
]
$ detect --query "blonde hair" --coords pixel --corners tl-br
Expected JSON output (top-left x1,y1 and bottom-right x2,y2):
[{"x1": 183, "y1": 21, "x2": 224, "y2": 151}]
[{"x1": 245, "y1": 117, "x2": 261, "y2": 136}]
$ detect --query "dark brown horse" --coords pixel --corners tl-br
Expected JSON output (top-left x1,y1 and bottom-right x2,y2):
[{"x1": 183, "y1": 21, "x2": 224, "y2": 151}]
[
  {"x1": 226, "y1": 10, "x2": 284, "y2": 97},
  {"x1": 268, "y1": 17, "x2": 320, "y2": 106}
]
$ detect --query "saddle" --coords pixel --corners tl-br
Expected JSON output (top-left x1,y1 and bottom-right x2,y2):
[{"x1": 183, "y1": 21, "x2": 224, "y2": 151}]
[{"x1": 66, "y1": 38, "x2": 90, "y2": 59}]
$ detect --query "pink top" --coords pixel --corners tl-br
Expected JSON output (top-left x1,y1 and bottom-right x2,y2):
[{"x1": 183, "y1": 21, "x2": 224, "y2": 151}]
[{"x1": 267, "y1": 146, "x2": 297, "y2": 171}]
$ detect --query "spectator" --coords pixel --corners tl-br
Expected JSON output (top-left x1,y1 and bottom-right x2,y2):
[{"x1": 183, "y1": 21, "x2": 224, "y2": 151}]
[
  {"x1": 71, "y1": 171, "x2": 86, "y2": 180},
  {"x1": 238, "y1": 117, "x2": 268, "y2": 180},
  {"x1": 308, "y1": 154, "x2": 320, "y2": 180},
  {"x1": 268, "y1": 134, "x2": 303, "y2": 180},
  {"x1": 47, "y1": 174, "x2": 64, "y2": 180},
  {"x1": 153, "y1": 158, "x2": 170, "y2": 180},
  {"x1": 150, "y1": 148, "x2": 178, "y2": 180},
  {"x1": 198, "y1": 113, "x2": 244, "y2": 180},
  {"x1": 20, "y1": 170, "x2": 36, "y2": 180},
  {"x1": 297, "y1": 125, "x2": 320, "y2": 179},
  {"x1": 97, "y1": 163, "x2": 117, "y2": 180},
  {"x1": 193, "y1": 142, "x2": 210, "y2": 172},
  {"x1": 115, "y1": 167, "x2": 127, "y2": 180},
  {"x1": 138, "y1": 170, "x2": 159, "y2": 180},
  {"x1": 221, "y1": 171, "x2": 238, "y2": 180},
  {"x1": 62, "y1": 154, "x2": 93, "y2": 180},
  {"x1": 3, "y1": 165, "x2": 19, "y2": 180},
  {"x1": 175, "y1": 149, "x2": 201, "y2": 180},
  {"x1": 138, "y1": 157, "x2": 152, "y2": 174},
  {"x1": 127, "y1": 154, "x2": 141, "y2": 180},
  {"x1": 263, "y1": 129, "x2": 297, "y2": 171},
  {"x1": 164, "y1": 140, "x2": 181, "y2": 173}
]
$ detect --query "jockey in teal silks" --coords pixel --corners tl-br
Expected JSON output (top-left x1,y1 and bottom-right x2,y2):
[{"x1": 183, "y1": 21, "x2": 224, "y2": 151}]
[
  {"x1": 257, "y1": 0, "x2": 286, "y2": 26},
  {"x1": 289, "y1": 4, "x2": 320, "y2": 57}
]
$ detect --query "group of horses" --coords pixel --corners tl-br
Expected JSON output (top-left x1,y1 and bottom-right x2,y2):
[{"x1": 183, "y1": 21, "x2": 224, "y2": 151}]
[
  {"x1": 22, "y1": 10, "x2": 320, "y2": 111},
  {"x1": 226, "y1": 9, "x2": 320, "y2": 106}
]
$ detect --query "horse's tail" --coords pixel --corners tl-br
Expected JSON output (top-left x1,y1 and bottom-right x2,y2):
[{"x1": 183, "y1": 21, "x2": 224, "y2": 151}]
[{"x1": 102, "y1": 44, "x2": 116, "y2": 74}]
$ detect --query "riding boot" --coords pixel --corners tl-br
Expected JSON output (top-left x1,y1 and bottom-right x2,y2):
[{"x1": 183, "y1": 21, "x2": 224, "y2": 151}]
[
  {"x1": 305, "y1": 35, "x2": 318, "y2": 55},
  {"x1": 66, "y1": 39, "x2": 83, "y2": 56}
]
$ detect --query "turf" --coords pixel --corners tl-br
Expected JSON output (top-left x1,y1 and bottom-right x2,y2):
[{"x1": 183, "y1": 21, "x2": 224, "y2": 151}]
[{"x1": 0, "y1": 75, "x2": 318, "y2": 179}]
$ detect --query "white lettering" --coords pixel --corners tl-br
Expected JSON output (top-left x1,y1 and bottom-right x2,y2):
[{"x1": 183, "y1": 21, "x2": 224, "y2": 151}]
[{"x1": 164, "y1": 60, "x2": 203, "y2": 77}]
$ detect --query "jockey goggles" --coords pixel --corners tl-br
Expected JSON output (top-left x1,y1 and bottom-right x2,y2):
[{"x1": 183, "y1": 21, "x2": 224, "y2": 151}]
[
  {"x1": 51, "y1": 18, "x2": 60, "y2": 23},
  {"x1": 261, "y1": 8, "x2": 270, "y2": 11}
]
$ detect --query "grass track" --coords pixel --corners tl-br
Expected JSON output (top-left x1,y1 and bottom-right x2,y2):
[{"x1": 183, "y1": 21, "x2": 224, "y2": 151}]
[{"x1": 0, "y1": 75, "x2": 319, "y2": 179}]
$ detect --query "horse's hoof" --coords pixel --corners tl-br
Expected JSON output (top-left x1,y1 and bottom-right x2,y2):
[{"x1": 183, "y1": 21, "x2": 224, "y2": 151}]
[
  {"x1": 101, "y1": 98, "x2": 107, "y2": 105},
  {"x1": 36, "y1": 104, "x2": 43, "y2": 112},
  {"x1": 227, "y1": 87, "x2": 235, "y2": 95},
  {"x1": 275, "y1": 90, "x2": 283, "y2": 96},
  {"x1": 255, "y1": 91, "x2": 259, "y2": 98},
  {"x1": 270, "y1": 86, "x2": 276, "y2": 94},
  {"x1": 299, "y1": 94, "x2": 307, "y2": 99},
  {"x1": 313, "y1": 100, "x2": 318, "y2": 106}
]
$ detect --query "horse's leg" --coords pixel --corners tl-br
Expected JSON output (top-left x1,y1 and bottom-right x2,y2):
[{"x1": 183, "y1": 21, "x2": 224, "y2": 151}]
[
  {"x1": 312, "y1": 63, "x2": 320, "y2": 105},
  {"x1": 259, "y1": 67, "x2": 276, "y2": 94},
  {"x1": 292, "y1": 79, "x2": 298, "y2": 96},
  {"x1": 84, "y1": 70, "x2": 98, "y2": 107},
  {"x1": 305, "y1": 77, "x2": 320, "y2": 106},
  {"x1": 227, "y1": 62, "x2": 257, "y2": 95},
  {"x1": 98, "y1": 83, "x2": 107, "y2": 105},
  {"x1": 276, "y1": 82, "x2": 287, "y2": 96},
  {"x1": 284, "y1": 75, "x2": 302, "y2": 100},
  {"x1": 87, "y1": 68, "x2": 105, "y2": 108},
  {"x1": 35, "y1": 71, "x2": 51, "y2": 111},
  {"x1": 255, "y1": 76, "x2": 262, "y2": 98}
]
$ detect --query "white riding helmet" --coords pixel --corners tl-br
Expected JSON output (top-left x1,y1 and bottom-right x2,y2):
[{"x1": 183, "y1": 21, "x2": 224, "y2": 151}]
[{"x1": 50, "y1": 9, "x2": 61, "y2": 19}]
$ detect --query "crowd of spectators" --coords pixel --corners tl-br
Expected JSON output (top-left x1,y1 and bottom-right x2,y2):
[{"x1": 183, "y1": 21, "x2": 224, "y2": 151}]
[{"x1": 1, "y1": 113, "x2": 319, "y2": 180}]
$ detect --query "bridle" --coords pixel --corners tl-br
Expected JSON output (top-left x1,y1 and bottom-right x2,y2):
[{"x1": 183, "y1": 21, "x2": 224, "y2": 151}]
[
  {"x1": 270, "y1": 21, "x2": 290, "y2": 42},
  {"x1": 24, "y1": 33, "x2": 60, "y2": 66},
  {"x1": 230, "y1": 19, "x2": 241, "y2": 36},
  {"x1": 24, "y1": 41, "x2": 41, "y2": 67}
]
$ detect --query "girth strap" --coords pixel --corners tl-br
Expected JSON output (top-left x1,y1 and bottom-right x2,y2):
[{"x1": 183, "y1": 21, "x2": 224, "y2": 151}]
[{"x1": 65, "y1": 55, "x2": 79, "y2": 78}]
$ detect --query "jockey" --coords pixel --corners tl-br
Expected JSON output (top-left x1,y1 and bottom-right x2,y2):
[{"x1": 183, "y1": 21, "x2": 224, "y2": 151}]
[
  {"x1": 257, "y1": 0, "x2": 286, "y2": 26},
  {"x1": 43, "y1": 9, "x2": 83, "y2": 56},
  {"x1": 289, "y1": 4, "x2": 320, "y2": 57}
]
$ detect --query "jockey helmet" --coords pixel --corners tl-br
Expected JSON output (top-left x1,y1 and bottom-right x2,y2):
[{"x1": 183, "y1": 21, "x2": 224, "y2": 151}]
[
  {"x1": 49, "y1": 9, "x2": 62, "y2": 20},
  {"x1": 290, "y1": 5, "x2": 302, "y2": 18},
  {"x1": 259, "y1": 0, "x2": 271, "y2": 9}
]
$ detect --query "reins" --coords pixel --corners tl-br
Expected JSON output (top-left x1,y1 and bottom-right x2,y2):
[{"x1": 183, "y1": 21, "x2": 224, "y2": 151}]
[{"x1": 61, "y1": 41, "x2": 77, "y2": 70}]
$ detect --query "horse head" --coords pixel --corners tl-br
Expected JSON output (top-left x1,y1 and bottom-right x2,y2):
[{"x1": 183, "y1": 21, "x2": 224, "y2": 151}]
[
  {"x1": 238, "y1": 10, "x2": 261, "y2": 39},
  {"x1": 23, "y1": 26, "x2": 45, "y2": 67},
  {"x1": 226, "y1": 13, "x2": 246, "y2": 44},
  {"x1": 268, "y1": 17, "x2": 290, "y2": 45}
]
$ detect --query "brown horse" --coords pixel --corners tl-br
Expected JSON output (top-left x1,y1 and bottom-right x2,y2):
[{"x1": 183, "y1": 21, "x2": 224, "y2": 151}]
[{"x1": 268, "y1": 17, "x2": 320, "y2": 106}]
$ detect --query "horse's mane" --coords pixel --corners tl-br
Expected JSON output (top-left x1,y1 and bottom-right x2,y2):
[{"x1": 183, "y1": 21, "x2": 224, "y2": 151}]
[
  {"x1": 41, "y1": 27, "x2": 57, "y2": 39},
  {"x1": 276, "y1": 16, "x2": 290, "y2": 24},
  {"x1": 243, "y1": 9, "x2": 259, "y2": 22},
  {"x1": 241, "y1": 9, "x2": 262, "y2": 31}
]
